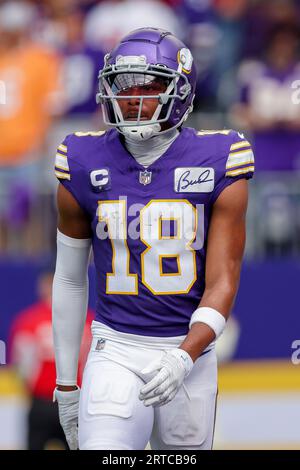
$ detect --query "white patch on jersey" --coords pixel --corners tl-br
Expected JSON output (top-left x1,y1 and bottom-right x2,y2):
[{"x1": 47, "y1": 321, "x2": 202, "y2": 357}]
[
  {"x1": 238, "y1": 131, "x2": 245, "y2": 139},
  {"x1": 90, "y1": 169, "x2": 109, "y2": 188},
  {"x1": 226, "y1": 149, "x2": 254, "y2": 169},
  {"x1": 55, "y1": 152, "x2": 69, "y2": 171},
  {"x1": 174, "y1": 167, "x2": 215, "y2": 193}
]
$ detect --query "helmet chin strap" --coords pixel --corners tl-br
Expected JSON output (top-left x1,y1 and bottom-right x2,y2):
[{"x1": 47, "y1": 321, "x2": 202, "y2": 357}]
[
  {"x1": 120, "y1": 123, "x2": 161, "y2": 141},
  {"x1": 118, "y1": 62, "x2": 182, "y2": 142}
]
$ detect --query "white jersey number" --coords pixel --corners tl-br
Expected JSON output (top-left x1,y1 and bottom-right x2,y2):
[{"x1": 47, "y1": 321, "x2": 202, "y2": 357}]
[{"x1": 98, "y1": 199, "x2": 203, "y2": 295}]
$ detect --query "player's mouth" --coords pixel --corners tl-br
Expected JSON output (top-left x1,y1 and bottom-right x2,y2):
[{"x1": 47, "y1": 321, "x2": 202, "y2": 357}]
[{"x1": 125, "y1": 115, "x2": 149, "y2": 120}]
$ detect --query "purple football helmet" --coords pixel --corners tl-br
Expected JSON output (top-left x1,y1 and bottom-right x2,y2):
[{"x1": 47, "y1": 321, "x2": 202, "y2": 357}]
[{"x1": 96, "y1": 27, "x2": 197, "y2": 140}]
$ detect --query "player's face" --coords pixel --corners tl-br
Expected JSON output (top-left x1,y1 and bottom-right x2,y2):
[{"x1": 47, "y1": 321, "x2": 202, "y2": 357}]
[{"x1": 115, "y1": 75, "x2": 168, "y2": 121}]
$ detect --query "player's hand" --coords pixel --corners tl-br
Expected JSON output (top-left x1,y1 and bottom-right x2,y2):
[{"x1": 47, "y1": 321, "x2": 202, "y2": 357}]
[
  {"x1": 139, "y1": 349, "x2": 193, "y2": 407},
  {"x1": 53, "y1": 387, "x2": 80, "y2": 450}
]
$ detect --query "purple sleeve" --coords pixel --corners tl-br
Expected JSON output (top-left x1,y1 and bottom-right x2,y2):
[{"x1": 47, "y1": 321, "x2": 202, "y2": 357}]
[{"x1": 210, "y1": 130, "x2": 255, "y2": 204}]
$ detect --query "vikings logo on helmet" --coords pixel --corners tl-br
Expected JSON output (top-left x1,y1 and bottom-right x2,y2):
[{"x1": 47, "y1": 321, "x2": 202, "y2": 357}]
[
  {"x1": 96, "y1": 27, "x2": 197, "y2": 141},
  {"x1": 177, "y1": 48, "x2": 194, "y2": 74}
]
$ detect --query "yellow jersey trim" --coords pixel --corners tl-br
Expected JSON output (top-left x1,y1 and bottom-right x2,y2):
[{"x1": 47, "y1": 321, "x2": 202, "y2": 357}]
[
  {"x1": 230, "y1": 140, "x2": 251, "y2": 151},
  {"x1": 55, "y1": 170, "x2": 71, "y2": 180},
  {"x1": 226, "y1": 166, "x2": 254, "y2": 177}
]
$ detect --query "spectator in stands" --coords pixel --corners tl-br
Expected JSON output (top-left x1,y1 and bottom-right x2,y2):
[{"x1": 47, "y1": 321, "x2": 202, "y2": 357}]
[
  {"x1": 47, "y1": 3, "x2": 105, "y2": 149},
  {"x1": 84, "y1": 0, "x2": 182, "y2": 52},
  {"x1": 8, "y1": 268, "x2": 93, "y2": 450},
  {"x1": 177, "y1": 0, "x2": 249, "y2": 110},
  {"x1": 176, "y1": 0, "x2": 218, "y2": 109},
  {"x1": 0, "y1": 1, "x2": 61, "y2": 249},
  {"x1": 59, "y1": 5, "x2": 104, "y2": 119},
  {"x1": 229, "y1": 21, "x2": 300, "y2": 172},
  {"x1": 240, "y1": 0, "x2": 300, "y2": 58},
  {"x1": 259, "y1": 182, "x2": 298, "y2": 256}
]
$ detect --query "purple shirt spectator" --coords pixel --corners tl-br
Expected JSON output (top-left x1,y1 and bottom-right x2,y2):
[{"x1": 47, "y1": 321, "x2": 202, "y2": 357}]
[
  {"x1": 236, "y1": 60, "x2": 300, "y2": 172},
  {"x1": 61, "y1": 46, "x2": 104, "y2": 116}
]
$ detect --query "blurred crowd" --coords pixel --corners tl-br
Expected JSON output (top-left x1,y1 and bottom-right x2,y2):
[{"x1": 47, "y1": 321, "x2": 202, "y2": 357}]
[
  {"x1": 0, "y1": 1, "x2": 299, "y2": 450},
  {"x1": 0, "y1": 0, "x2": 300, "y2": 256}
]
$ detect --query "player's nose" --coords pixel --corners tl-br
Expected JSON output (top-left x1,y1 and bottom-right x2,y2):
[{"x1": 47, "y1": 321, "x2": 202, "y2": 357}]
[{"x1": 128, "y1": 88, "x2": 141, "y2": 104}]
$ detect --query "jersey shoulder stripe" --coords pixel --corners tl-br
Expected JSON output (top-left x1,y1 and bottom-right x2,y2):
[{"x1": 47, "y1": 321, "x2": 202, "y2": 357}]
[
  {"x1": 55, "y1": 138, "x2": 71, "y2": 180},
  {"x1": 226, "y1": 133, "x2": 255, "y2": 175},
  {"x1": 226, "y1": 149, "x2": 254, "y2": 170},
  {"x1": 57, "y1": 144, "x2": 67, "y2": 154},
  {"x1": 55, "y1": 152, "x2": 70, "y2": 172},
  {"x1": 226, "y1": 165, "x2": 255, "y2": 177},
  {"x1": 230, "y1": 140, "x2": 251, "y2": 151},
  {"x1": 55, "y1": 170, "x2": 71, "y2": 180},
  {"x1": 54, "y1": 130, "x2": 107, "y2": 183}
]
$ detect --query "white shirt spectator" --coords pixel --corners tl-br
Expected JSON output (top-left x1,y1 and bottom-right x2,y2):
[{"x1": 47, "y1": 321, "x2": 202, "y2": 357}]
[{"x1": 84, "y1": 0, "x2": 183, "y2": 51}]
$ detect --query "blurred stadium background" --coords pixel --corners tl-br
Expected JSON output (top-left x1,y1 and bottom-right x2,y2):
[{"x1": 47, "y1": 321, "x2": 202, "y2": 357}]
[{"x1": 0, "y1": 0, "x2": 300, "y2": 450}]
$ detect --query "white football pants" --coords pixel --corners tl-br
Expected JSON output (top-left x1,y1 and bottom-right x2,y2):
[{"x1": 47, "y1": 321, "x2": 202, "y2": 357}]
[{"x1": 79, "y1": 321, "x2": 218, "y2": 450}]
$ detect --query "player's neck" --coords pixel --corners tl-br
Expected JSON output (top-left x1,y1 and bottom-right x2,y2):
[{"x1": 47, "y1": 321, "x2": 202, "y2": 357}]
[{"x1": 123, "y1": 128, "x2": 179, "y2": 168}]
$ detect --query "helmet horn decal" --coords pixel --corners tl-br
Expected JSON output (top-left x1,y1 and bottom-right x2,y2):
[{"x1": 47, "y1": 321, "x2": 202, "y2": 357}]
[{"x1": 177, "y1": 48, "x2": 193, "y2": 75}]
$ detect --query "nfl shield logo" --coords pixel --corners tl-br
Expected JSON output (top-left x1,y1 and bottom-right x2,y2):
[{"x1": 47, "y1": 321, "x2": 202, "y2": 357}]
[
  {"x1": 139, "y1": 170, "x2": 152, "y2": 185},
  {"x1": 95, "y1": 339, "x2": 106, "y2": 351}
]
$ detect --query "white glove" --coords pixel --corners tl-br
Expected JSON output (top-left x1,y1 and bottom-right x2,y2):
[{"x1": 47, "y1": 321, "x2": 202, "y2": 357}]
[
  {"x1": 139, "y1": 349, "x2": 193, "y2": 407},
  {"x1": 53, "y1": 387, "x2": 80, "y2": 450}
]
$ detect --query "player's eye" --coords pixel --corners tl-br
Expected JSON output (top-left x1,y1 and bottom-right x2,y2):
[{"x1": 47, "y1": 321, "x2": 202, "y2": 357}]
[
  {"x1": 143, "y1": 82, "x2": 167, "y2": 94},
  {"x1": 143, "y1": 85, "x2": 157, "y2": 92}
]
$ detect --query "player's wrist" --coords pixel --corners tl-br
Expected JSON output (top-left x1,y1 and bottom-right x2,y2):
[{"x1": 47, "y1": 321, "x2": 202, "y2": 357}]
[
  {"x1": 56, "y1": 384, "x2": 78, "y2": 392},
  {"x1": 169, "y1": 348, "x2": 194, "y2": 377},
  {"x1": 53, "y1": 386, "x2": 80, "y2": 404},
  {"x1": 189, "y1": 306, "x2": 226, "y2": 339}
]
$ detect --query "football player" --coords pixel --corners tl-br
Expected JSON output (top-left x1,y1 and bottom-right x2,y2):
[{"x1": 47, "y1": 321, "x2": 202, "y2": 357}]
[{"x1": 52, "y1": 27, "x2": 254, "y2": 450}]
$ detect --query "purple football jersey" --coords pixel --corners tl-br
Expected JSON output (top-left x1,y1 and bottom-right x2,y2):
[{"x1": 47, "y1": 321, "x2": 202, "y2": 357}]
[{"x1": 55, "y1": 127, "x2": 254, "y2": 337}]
